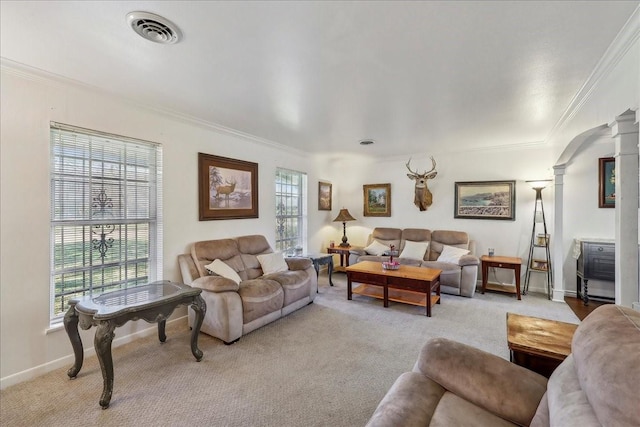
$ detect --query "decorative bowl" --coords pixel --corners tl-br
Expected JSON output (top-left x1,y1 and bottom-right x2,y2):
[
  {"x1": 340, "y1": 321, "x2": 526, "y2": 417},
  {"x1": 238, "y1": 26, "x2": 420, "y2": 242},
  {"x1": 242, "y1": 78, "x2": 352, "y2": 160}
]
[{"x1": 382, "y1": 261, "x2": 400, "y2": 270}]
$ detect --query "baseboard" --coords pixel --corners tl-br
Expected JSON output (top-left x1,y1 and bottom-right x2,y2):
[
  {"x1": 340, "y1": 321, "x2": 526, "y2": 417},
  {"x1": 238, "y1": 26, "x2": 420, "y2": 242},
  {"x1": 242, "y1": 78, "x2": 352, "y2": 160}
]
[{"x1": 0, "y1": 316, "x2": 186, "y2": 390}]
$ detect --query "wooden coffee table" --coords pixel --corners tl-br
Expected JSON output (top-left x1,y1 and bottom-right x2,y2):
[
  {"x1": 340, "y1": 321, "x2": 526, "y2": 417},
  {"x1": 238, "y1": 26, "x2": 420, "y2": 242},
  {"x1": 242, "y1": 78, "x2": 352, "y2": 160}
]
[
  {"x1": 506, "y1": 312, "x2": 578, "y2": 378},
  {"x1": 346, "y1": 261, "x2": 442, "y2": 316}
]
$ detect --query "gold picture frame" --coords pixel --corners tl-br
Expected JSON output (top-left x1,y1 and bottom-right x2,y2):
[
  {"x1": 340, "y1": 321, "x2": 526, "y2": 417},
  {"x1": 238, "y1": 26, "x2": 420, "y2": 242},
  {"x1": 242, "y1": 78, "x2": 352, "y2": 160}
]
[
  {"x1": 363, "y1": 183, "x2": 391, "y2": 217},
  {"x1": 318, "y1": 181, "x2": 332, "y2": 211}
]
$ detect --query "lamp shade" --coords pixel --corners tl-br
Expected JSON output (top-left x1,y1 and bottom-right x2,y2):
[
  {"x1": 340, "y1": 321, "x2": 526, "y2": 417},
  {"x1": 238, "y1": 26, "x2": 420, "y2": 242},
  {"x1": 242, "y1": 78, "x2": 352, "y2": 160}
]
[
  {"x1": 333, "y1": 208, "x2": 356, "y2": 222},
  {"x1": 526, "y1": 180, "x2": 552, "y2": 190}
]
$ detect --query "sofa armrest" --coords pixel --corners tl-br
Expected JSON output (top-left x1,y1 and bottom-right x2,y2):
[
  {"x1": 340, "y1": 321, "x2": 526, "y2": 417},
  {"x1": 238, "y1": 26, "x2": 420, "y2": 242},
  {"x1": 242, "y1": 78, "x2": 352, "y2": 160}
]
[
  {"x1": 349, "y1": 247, "x2": 366, "y2": 256},
  {"x1": 285, "y1": 257, "x2": 312, "y2": 270},
  {"x1": 191, "y1": 276, "x2": 240, "y2": 293},
  {"x1": 458, "y1": 254, "x2": 479, "y2": 266},
  {"x1": 414, "y1": 338, "x2": 547, "y2": 426}
]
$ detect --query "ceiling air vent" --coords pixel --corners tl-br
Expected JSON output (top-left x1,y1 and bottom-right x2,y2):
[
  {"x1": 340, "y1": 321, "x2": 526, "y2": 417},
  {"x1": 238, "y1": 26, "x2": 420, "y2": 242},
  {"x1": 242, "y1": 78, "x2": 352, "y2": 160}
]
[{"x1": 127, "y1": 12, "x2": 182, "y2": 44}]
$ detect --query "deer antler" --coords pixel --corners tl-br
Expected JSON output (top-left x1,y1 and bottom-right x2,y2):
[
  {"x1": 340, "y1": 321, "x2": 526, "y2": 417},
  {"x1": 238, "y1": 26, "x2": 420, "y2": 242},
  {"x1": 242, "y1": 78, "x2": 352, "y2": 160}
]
[
  {"x1": 406, "y1": 157, "x2": 419, "y2": 176},
  {"x1": 406, "y1": 156, "x2": 437, "y2": 176},
  {"x1": 426, "y1": 156, "x2": 436, "y2": 174}
]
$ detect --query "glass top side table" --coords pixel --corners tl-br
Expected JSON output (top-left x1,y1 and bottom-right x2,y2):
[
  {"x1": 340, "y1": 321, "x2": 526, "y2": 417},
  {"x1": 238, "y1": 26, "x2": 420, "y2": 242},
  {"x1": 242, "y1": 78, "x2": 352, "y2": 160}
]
[{"x1": 63, "y1": 280, "x2": 206, "y2": 409}]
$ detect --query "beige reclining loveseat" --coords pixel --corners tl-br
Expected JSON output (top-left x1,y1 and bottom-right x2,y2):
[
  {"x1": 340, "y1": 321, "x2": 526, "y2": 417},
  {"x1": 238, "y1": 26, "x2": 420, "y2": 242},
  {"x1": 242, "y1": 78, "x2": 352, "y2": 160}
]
[
  {"x1": 178, "y1": 235, "x2": 317, "y2": 344},
  {"x1": 349, "y1": 227, "x2": 479, "y2": 297}
]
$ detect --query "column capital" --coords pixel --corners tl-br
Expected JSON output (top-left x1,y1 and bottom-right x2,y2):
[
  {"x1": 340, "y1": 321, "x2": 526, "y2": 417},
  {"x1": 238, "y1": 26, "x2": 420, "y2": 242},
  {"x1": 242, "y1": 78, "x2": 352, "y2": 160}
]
[{"x1": 610, "y1": 110, "x2": 639, "y2": 137}]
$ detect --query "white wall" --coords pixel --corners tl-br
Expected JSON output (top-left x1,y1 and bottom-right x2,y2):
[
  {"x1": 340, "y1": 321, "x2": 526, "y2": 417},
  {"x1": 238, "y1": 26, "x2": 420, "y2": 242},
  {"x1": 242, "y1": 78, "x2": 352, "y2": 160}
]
[
  {"x1": 0, "y1": 68, "x2": 327, "y2": 385},
  {"x1": 562, "y1": 138, "x2": 617, "y2": 298},
  {"x1": 320, "y1": 146, "x2": 556, "y2": 290}
]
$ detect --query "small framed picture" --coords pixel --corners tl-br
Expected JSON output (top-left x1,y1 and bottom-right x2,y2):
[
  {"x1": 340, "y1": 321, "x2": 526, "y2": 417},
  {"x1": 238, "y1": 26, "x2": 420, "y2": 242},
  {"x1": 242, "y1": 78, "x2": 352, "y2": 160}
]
[
  {"x1": 363, "y1": 183, "x2": 391, "y2": 217},
  {"x1": 318, "y1": 181, "x2": 332, "y2": 211},
  {"x1": 598, "y1": 157, "x2": 615, "y2": 208}
]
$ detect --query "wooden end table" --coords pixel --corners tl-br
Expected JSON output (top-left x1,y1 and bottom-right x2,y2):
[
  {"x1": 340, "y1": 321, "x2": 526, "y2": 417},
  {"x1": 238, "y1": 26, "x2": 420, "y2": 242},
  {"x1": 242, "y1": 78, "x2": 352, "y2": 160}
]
[
  {"x1": 506, "y1": 312, "x2": 578, "y2": 378},
  {"x1": 327, "y1": 245, "x2": 351, "y2": 272},
  {"x1": 480, "y1": 255, "x2": 522, "y2": 300},
  {"x1": 64, "y1": 281, "x2": 206, "y2": 408}
]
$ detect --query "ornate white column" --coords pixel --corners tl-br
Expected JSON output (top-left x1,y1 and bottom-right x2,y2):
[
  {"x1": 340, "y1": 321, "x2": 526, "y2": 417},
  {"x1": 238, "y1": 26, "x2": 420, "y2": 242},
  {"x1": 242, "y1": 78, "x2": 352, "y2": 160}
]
[
  {"x1": 611, "y1": 110, "x2": 639, "y2": 307},
  {"x1": 552, "y1": 165, "x2": 566, "y2": 301}
]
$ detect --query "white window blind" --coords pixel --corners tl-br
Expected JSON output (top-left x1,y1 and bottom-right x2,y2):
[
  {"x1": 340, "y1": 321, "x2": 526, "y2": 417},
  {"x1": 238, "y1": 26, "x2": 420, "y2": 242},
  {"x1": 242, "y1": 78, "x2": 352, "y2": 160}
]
[
  {"x1": 50, "y1": 123, "x2": 162, "y2": 321},
  {"x1": 275, "y1": 168, "x2": 307, "y2": 253}
]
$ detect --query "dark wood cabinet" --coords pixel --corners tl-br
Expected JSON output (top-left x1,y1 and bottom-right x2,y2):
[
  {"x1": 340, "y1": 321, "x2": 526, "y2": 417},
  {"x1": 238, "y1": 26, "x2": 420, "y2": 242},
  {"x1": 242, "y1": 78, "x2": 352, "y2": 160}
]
[{"x1": 576, "y1": 240, "x2": 615, "y2": 305}]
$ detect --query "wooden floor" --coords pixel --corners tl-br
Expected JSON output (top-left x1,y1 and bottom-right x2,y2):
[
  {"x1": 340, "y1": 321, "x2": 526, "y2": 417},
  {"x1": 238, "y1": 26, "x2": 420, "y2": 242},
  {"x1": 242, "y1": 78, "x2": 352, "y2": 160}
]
[{"x1": 564, "y1": 296, "x2": 609, "y2": 321}]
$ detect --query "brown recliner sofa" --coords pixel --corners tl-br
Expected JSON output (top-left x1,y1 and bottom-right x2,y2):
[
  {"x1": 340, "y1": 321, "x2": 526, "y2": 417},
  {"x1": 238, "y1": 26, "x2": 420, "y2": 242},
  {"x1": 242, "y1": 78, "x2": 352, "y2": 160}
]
[
  {"x1": 349, "y1": 227, "x2": 479, "y2": 297},
  {"x1": 178, "y1": 235, "x2": 317, "y2": 344},
  {"x1": 366, "y1": 304, "x2": 640, "y2": 426}
]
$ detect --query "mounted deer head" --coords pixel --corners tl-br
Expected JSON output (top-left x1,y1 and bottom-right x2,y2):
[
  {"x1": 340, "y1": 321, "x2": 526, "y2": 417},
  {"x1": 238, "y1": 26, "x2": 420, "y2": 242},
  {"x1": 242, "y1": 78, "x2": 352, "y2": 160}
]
[{"x1": 406, "y1": 156, "x2": 437, "y2": 211}]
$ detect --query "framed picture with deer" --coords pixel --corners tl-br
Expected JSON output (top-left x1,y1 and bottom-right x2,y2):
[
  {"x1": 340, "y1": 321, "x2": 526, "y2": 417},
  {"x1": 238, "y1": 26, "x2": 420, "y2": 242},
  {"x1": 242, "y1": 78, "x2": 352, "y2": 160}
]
[
  {"x1": 454, "y1": 180, "x2": 516, "y2": 220},
  {"x1": 363, "y1": 183, "x2": 391, "y2": 217},
  {"x1": 198, "y1": 152, "x2": 259, "y2": 220}
]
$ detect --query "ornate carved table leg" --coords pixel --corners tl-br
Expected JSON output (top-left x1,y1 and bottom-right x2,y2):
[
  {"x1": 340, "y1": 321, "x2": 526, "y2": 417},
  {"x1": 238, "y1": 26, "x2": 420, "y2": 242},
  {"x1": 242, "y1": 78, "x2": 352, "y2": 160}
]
[
  {"x1": 158, "y1": 319, "x2": 167, "y2": 343},
  {"x1": 95, "y1": 320, "x2": 116, "y2": 409},
  {"x1": 63, "y1": 303, "x2": 84, "y2": 378},
  {"x1": 189, "y1": 295, "x2": 206, "y2": 361},
  {"x1": 583, "y1": 279, "x2": 589, "y2": 306}
]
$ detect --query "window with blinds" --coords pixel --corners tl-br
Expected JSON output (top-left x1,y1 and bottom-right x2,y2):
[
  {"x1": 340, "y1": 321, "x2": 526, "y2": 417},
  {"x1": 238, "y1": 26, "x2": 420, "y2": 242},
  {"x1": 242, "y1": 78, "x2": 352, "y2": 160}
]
[
  {"x1": 275, "y1": 168, "x2": 307, "y2": 253},
  {"x1": 50, "y1": 123, "x2": 162, "y2": 322}
]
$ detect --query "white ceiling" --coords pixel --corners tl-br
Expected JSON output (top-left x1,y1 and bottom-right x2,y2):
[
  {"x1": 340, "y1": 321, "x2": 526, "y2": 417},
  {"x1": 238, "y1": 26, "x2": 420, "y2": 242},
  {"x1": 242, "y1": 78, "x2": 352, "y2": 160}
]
[{"x1": 1, "y1": 1, "x2": 638, "y2": 157}]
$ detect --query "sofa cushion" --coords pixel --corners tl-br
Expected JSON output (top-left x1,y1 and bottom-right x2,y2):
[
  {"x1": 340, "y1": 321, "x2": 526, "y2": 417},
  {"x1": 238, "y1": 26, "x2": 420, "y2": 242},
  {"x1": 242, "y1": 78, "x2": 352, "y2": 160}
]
[
  {"x1": 238, "y1": 278, "x2": 284, "y2": 324},
  {"x1": 266, "y1": 270, "x2": 311, "y2": 306},
  {"x1": 237, "y1": 235, "x2": 274, "y2": 279},
  {"x1": 429, "y1": 230, "x2": 470, "y2": 261},
  {"x1": 192, "y1": 238, "x2": 243, "y2": 278},
  {"x1": 437, "y1": 245, "x2": 470, "y2": 264},
  {"x1": 430, "y1": 392, "x2": 516, "y2": 427},
  {"x1": 570, "y1": 305, "x2": 640, "y2": 426},
  {"x1": 399, "y1": 240, "x2": 430, "y2": 260},
  {"x1": 364, "y1": 240, "x2": 389, "y2": 256},
  {"x1": 191, "y1": 275, "x2": 240, "y2": 292},
  {"x1": 205, "y1": 259, "x2": 242, "y2": 284},
  {"x1": 257, "y1": 252, "x2": 289, "y2": 274},
  {"x1": 369, "y1": 227, "x2": 402, "y2": 249},
  {"x1": 544, "y1": 355, "x2": 599, "y2": 427}
]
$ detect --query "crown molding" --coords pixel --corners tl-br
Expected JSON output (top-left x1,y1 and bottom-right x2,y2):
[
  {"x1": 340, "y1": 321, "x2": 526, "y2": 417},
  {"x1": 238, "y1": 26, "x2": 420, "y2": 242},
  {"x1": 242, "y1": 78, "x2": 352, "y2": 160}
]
[
  {"x1": 0, "y1": 58, "x2": 304, "y2": 156},
  {"x1": 545, "y1": 5, "x2": 640, "y2": 143}
]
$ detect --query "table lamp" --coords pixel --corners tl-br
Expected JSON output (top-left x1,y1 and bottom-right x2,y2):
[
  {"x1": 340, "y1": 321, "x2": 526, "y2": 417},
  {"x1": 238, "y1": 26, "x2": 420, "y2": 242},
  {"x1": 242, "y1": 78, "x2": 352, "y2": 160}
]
[{"x1": 333, "y1": 208, "x2": 356, "y2": 247}]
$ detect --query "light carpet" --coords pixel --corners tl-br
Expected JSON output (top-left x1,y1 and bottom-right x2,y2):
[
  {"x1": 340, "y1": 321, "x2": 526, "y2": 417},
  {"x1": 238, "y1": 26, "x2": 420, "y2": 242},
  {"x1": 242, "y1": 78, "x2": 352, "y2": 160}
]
[{"x1": 0, "y1": 274, "x2": 578, "y2": 427}]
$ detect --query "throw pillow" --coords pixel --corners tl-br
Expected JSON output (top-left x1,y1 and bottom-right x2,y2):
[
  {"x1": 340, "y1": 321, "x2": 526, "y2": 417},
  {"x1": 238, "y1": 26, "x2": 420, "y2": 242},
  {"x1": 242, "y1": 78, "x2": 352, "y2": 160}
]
[
  {"x1": 257, "y1": 252, "x2": 289, "y2": 275},
  {"x1": 364, "y1": 240, "x2": 389, "y2": 256},
  {"x1": 399, "y1": 241, "x2": 430, "y2": 260},
  {"x1": 204, "y1": 259, "x2": 242, "y2": 284},
  {"x1": 437, "y1": 245, "x2": 470, "y2": 264}
]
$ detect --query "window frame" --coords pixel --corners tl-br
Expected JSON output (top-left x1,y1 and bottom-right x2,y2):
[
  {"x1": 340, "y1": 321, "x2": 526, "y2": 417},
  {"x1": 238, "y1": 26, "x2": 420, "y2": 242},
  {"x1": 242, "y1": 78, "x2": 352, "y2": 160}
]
[
  {"x1": 49, "y1": 122, "x2": 163, "y2": 324},
  {"x1": 275, "y1": 168, "x2": 307, "y2": 254}
]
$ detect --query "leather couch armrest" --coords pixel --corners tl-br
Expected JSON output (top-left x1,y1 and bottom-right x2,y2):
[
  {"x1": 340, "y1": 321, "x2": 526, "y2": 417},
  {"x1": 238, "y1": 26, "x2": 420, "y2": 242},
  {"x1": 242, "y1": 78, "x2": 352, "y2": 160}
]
[
  {"x1": 414, "y1": 338, "x2": 547, "y2": 426},
  {"x1": 191, "y1": 276, "x2": 240, "y2": 292},
  {"x1": 458, "y1": 254, "x2": 479, "y2": 266},
  {"x1": 285, "y1": 257, "x2": 312, "y2": 270}
]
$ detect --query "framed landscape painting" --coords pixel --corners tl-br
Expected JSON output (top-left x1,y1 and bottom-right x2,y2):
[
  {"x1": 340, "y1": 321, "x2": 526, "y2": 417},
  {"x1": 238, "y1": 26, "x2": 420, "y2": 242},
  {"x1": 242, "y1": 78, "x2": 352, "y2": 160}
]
[
  {"x1": 198, "y1": 152, "x2": 258, "y2": 220},
  {"x1": 318, "y1": 181, "x2": 332, "y2": 210},
  {"x1": 454, "y1": 180, "x2": 516, "y2": 220},
  {"x1": 363, "y1": 183, "x2": 391, "y2": 217},
  {"x1": 598, "y1": 157, "x2": 615, "y2": 208}
]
